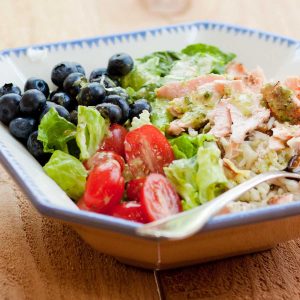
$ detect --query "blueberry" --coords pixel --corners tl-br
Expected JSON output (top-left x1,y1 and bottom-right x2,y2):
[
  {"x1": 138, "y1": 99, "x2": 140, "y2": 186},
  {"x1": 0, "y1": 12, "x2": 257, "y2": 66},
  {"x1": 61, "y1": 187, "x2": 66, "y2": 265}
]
[
  {"x1": 50, "y1": 92, "x2": 72, "y2": 110},
  {"x1": 39, "y1": 101, "x2": 70, "y2": 122},
  {"x1": 107, "y1": 53, "x2": 134, "y2": 77},
  {"x1": 69, "y1": 110, "x2": 78, "y2": 125},
  {"x1": 27, "y1": 131, "x2": 50, "y2": 164},
  {"x1": 89, "y1": 68, "x2": 107, "y2": 82},
  {"x1": 0, "y1": 83, "x2": 21, "y2": 97},
  {"x1": 9, "y1": 117, "x2": 36, "y2": 142},
  {"x1": 19, "y1": 89, "x2": 47, "y2": 117},
  {"x1": 104, "y1": 95, "x2": 130, "y2": 124},
  {"x1": 49, "y1": 88, "x2": 63, "y2": 101},
  {"x1": 51, "y1": 61, "x2": 85, "y2": 88},
  {"x1": 130, "y1": 99, "x2": 152, "y2": 119},
  {"x1": 63, "y1": 72, "x2": 86, "y2": 99},
  {"x1": 77, "y1": 82, "x2": 106, "y2": 106},
  {"x1": 96, "y1": 103, "x2": 122, "y2": 124},
  {"x1": 24, "y1": 77, "x2": 50, "y2": 98},
  {"x1": 0, "y1": 93, "x2": 21, "y2": 125}
]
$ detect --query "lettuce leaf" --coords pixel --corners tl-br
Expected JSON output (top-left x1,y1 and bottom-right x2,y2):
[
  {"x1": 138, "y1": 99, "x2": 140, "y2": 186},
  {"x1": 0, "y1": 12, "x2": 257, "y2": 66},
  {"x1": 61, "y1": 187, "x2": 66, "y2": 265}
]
[
  {"x1": 43, "y1": 150, "x2": 87, "y2": 201},
  {"x1": 130, "y1": 110, "x2": 152, "y2": 131},
  {"x1": 164, "y1": 138, "x2": 228, "y2": 210},
  {"x1": 182, "y1": 43, "x2": 236, "y2": 64},
  {"x1": 138, "y1": 51, "x2": 182, "y2": 77},
  {"x1": 121, "y1": 57, "x2": 162, "y2": 91},
  {"x1": 182, "y1": 43, "x2": 235, "y2": 74},
  {"x1": 170, "y1": 133, "x2": 215, "y2": 159},
  {"x1": 196, "y1": 142, "x2": 228, "y2": 205},
  {"x1": 38, "y1": 107, "x2": 76, "y2": 153},
  {"x1": 76, "y1": 106, "x2": 108, "y2": 161},
  {"x1": 150, "y1": 99, "x2": 173, "y2": 132}
]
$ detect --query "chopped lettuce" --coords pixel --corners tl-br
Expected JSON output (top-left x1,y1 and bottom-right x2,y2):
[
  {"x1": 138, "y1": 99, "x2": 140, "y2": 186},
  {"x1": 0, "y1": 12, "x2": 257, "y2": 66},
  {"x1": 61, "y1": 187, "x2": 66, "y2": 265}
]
[
  {"x1": 182, "y1": 43, "x2": 236, "y2": 64},
  {"x1": 170, "y1": 133, "x2": 215, "y2": 159},
  {"x1": 196, "y1": 142, "x2": 228, "y2": 205},
  {"x1": 76, "y1": 106, "x2": 108, "y2": 161},
  {"x1": 150, "y1": 99, "x2": 173, "y2": 132},
  {"x1": 165, "y1": 138, "x2": 228, "y2": 210},
  {"x1": 121, "y1": 57, "x2": 162, "y2": 91},
  {"x1": 38, "y1": 108, "x2": 76, "y2": 153},
  {"x1": 182, "y1": 43, "x2": 235, "y2": 74},
  {"x1": 43, "y1": 150, "x2": 87, "y2": 201},
  {"x1": 163, "y1": 54, "x2": 216, "y2": 83},
  {"x1": 130, "y1": 110, "x2": 152, "y2": 131},
  {"x1": 138, "y1": 51, "x2": 182, "y2": 76},
  {"x1": 122, "y1": 44, "x2": 235, "y2": 102}
]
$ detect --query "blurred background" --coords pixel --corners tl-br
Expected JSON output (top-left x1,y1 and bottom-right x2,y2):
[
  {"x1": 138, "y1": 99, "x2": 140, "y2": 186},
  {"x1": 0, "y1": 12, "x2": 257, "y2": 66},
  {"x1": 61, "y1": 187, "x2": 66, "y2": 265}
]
[{"x1": 0, "y1": 0, "x2": 299, "y2": 49}]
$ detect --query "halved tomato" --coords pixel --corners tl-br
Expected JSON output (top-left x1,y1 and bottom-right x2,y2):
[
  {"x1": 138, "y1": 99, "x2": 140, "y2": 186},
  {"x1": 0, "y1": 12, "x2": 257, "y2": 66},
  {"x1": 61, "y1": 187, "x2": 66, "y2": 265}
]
[
  {"x1": 109, "y1": 201, "x2": 148, "y2": 223},
  {"x1": 83, "y1": 160, "x2": 124, "y2": 213},
  {"x1": 99, "y1": 124, "x2": 127, "y2": 158},
  {"x1": 124, "y1": 125, "x2": 174, "y2": 178},
  {"x1": 84, "y1": 151, "x2": 125, "y2": 172},
  {"x1": 126, "y1": 178, "x2": 146, "y2": 202},
  {"x1": 140, "y1": 173, "x2": 182, "y2": 221}
]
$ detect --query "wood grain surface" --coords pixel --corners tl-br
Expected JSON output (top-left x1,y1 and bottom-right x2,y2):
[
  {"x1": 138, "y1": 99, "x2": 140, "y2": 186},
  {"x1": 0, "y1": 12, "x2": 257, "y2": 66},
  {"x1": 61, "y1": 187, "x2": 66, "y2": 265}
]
[{"x1": 1, "y1": 0, "x2": 300, "y2": 299}]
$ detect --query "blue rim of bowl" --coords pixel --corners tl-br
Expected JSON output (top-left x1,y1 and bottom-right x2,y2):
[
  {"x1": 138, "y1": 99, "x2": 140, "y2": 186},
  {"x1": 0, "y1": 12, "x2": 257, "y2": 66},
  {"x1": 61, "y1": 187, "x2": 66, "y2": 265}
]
[{"x1": 1, "y1": 20, "x2": 300, "y2": 240}]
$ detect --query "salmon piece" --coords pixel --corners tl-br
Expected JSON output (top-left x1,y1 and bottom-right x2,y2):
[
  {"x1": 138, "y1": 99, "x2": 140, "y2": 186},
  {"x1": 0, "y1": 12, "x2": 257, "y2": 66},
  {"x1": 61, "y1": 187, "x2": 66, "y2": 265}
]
[
  {"x1": 156, "y1": 74, "x2": 225, "y2": 99},
  {"x1": 272, "y1": 121, "x2": 300, "y2": 142},
  {"x1": 284, "y1": 76, "x2": 300, "y2": 99},
  {"x1": 262, "y1": 83, "x2": 300, "y2": 124},
  {"x1": 208, "y1": 100, "x2": 232, "y2": 138},
  {"x1": 221, "y1": 139, "x2": 241, "y2": 159},
  {"x1": 226, "y1": 62, "x2": 265, "y2": 92},
  {"x1": 167, "y1": 121, "x2": 185, "y2": 136},
  {"x1": 229, "y1": 105, "x2": 270, "y2": 144},
  {"x1": 244, "y1": 67, "x2": 265, "y2": 93},
  {"x1": 213, "y1": 80, "x2": 245, "y2": 95},
  {"x1": 267, "y1": 194, "x2": 293, "y2": 205},
  {"x1": 269, "y1": 137, "x2": 285, "y2": 151},
  {"x1": 226, "y1": 62, "x2": 247, "y2": 77}
]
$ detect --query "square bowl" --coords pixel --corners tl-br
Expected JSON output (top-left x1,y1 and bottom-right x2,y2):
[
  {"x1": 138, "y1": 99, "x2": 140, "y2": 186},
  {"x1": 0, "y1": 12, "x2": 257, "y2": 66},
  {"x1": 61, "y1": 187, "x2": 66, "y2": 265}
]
[{"x1": 1, "y1": 21, "x2": 300, "y2": 270}]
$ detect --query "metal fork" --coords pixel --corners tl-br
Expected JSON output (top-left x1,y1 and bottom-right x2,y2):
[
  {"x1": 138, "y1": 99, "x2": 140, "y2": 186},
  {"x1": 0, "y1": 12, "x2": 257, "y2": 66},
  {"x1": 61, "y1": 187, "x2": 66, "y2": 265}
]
[{"x1": 136, "y1": 170, "x2": 300, "y2": 240}]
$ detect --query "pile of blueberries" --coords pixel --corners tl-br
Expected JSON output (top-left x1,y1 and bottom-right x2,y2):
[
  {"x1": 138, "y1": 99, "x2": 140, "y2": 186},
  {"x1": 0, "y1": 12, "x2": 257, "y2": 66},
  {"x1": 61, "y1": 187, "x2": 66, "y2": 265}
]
[{"x1": 0, "y1": 53, "x2": 151, "y2": 163}]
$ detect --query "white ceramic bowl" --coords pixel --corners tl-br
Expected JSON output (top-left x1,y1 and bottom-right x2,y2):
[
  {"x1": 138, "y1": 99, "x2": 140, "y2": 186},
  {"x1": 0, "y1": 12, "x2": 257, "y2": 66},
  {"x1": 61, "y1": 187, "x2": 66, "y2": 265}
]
[{"x1": 1, "y1": 21, "x2": 300, "y2": 269}]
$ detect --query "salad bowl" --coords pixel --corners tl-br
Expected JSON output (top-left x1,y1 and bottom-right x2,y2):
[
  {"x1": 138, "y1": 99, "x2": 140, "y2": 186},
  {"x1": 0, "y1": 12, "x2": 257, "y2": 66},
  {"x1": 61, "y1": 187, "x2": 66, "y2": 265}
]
[{"x1": 1, "y1": 21, "x2": 300, "y2": 269}]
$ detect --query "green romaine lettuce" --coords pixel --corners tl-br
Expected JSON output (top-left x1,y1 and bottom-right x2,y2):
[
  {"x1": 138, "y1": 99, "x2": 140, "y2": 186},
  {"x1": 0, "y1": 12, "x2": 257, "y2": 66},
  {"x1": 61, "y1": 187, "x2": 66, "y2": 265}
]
[
  {"x1": 121, "y1": 57, "x2": 162, "y2": 91},
  {"x1": 164, "y1": 138, "x2": 228, "y2": 210},
  {"x1": 130, "y1": 110, "x2": 152, "y2": 131},
  {"x1": 150, "y1": 99, "x2": 173, "y2": 132},
  {"x1": 38, "y1": 108, "x2": 76, "y2": 153},
  {"x1": 196, "y1": 142, "x2": 228, "y2": 205},
  {"x1": 76, "y1": 106, "x2": 108, "y2": 161},
  {"x1": 182, "y1": 43, "x2": 236, "y2": 64},
  {"x1": 138, "y1": 51, "x2": 182, "y2": 76},
  {"x1": 43, "y1": 150, "x2": 87, "y2": 201},
  {"x1": 170, "y1": 133, "x2": 215, "y2": 159}
]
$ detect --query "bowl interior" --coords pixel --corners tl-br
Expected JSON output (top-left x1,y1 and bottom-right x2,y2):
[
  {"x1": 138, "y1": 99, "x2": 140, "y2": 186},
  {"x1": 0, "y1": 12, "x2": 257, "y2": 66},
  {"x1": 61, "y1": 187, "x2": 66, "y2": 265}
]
[{"x1": 1, "y1": 21, "x2": 300, "y2": 236}]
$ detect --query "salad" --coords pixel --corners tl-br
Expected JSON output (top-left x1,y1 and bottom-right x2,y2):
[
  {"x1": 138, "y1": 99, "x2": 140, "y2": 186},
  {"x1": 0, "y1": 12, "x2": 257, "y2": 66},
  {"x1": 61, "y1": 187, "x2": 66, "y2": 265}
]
[{"x1": 1, "y1": 43, "x2": 300, "y2": 223}]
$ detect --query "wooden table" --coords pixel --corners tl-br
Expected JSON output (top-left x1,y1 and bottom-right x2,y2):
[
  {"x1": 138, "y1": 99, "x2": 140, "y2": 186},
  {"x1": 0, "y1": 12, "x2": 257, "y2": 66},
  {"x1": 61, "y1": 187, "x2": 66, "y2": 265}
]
[{"x1": 1, "y1": 0, "x2": 300, "y2": 299}]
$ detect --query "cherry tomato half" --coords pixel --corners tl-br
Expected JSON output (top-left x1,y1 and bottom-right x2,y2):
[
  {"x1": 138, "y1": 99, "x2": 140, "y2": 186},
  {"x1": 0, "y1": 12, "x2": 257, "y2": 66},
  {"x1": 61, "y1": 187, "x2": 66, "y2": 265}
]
[
  {"x1": 99, "y1": 124, "x2": 127, "y2": 158},
  {"x1": 140, "y1": 173, "x2": 182, "y2": 221},
  {"x1": 126, "y1": 178, "x2": 146, "y2": 202},
  {"x1": 84, "y1": 151, "x2": 125, "y2": 172},
  {"x1": 77, "y1": 197, "x2": 91, "y2": 211},
  {"x1": 109, "y1": 201, "x2": 148, "y2": 223},
  {"x1": 83, "y1": 160, "x2": 125, "y2": 213},
  {"x1": 124, "y1": 125, "x2": 174, "y2": 178}
]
